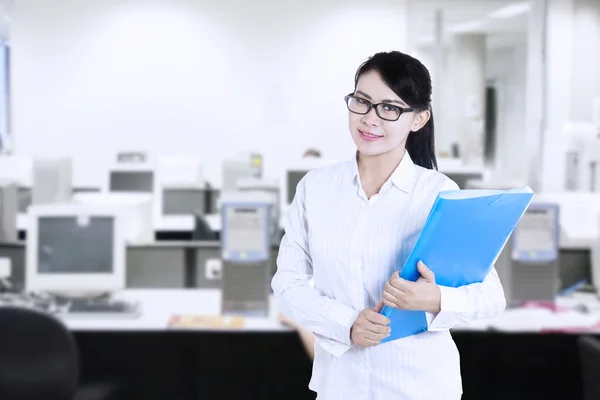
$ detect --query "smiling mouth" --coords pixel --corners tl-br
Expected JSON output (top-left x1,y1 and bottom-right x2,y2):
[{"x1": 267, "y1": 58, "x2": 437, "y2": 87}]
[{"x1": 359, "y1": 130, "x2": 383, "y2": 140}]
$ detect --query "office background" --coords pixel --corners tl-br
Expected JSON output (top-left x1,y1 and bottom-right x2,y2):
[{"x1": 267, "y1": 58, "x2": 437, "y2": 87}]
[{"x1": 1, "y1": 0, "x2": 600, "y2": 399}]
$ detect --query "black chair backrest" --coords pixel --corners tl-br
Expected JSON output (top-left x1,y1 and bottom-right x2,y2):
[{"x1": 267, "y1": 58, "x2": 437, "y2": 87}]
[
  {"x1": 578, "y1": 335, "x2": 600, "y2": 400},
  {"x1": 0, "y1": 306, "x2": 79, "y2": 400}
]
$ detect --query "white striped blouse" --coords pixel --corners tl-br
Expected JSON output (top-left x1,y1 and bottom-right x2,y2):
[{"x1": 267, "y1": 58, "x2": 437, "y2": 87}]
[{"x1": 271, "y1": 150, "x2": 506, "y2": 400}]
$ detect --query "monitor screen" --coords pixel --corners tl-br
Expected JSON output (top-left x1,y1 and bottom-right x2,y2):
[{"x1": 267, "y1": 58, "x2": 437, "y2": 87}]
[
  {"x1": 287, "y1": 170, "x2": 308, "y2": 203},
  {"x1": 163, "y1": 188, "x2": 205, "y2": 215},
  {"x1": 37, "y1": 216, "x2": 114, "y2": 274},
  {"x1": 224, "y1": 207, "x2": 266, "y2": 252},
  {"x1": 109, "y1": 171, "x2": 153, "y2": 193}
]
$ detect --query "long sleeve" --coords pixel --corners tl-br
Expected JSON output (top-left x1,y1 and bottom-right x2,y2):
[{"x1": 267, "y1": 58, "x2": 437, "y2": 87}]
[
  {"x1": 427, "y1": 266, "x2": 506, "y2": 330},
  {"x1": 271, "y1": 175, "x2": 360, "y2": 357}
]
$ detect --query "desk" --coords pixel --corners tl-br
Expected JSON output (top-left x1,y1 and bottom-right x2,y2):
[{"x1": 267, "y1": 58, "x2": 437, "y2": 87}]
[
  {"x1": 64, "y1": 289, "x2": 313, "y2": 400},
  {"x1": 62, "y1": 289, "x2": 287, "y2": 332}
]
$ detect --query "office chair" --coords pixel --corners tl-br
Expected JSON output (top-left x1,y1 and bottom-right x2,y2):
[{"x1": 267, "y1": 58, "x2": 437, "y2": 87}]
[
  {"x1": 0, "y1": 306, "x2": 121, "y2": 400},
  {"x1": 578, "y1": 335, "x2": 600, "y2": 400},
  {"x1": 193, "y1": 213, "x2": 216, "y2": 240}
]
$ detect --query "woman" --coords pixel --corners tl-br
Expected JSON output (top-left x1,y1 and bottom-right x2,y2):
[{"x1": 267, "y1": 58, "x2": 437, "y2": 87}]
[{"x1": 271, "y1": 51, "x2": 506, "y2": 400}]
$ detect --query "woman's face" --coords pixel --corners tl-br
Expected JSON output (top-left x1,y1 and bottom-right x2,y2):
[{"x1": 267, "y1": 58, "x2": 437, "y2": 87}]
[{"x1": 348, "y1": 71, "x2": 426, "y2": 157}]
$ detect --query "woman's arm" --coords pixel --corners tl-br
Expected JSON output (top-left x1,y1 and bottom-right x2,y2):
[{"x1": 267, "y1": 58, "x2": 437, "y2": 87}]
[
  {"x1": 427, "y1": 266, "x2": 506, "y2": 330},
  {"x1": 271, "y1": 175, "x2": 359, "y2": 357},
  {"x1": 279, "y1": 313, "x2": 315, "y2": 360}
]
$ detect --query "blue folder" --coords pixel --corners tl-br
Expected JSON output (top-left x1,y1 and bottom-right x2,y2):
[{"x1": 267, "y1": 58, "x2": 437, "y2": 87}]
[{"x1": 380, "y1": 186, "x2": 535, "y2": 343}]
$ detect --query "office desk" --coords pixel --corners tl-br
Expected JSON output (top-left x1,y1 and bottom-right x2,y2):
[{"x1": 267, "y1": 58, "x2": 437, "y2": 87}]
[
  {"x1": 62, "y1": 289, "x2": 286, "y2": 332},
  {"x1": 66, "y1": 289, "x2": 313, "y2": 400}
]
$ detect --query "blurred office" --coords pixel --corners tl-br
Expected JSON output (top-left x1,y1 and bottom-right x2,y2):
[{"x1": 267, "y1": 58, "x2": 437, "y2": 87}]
[{"x1": 0, "y1": 0, "x2": 599, "y2": 399}]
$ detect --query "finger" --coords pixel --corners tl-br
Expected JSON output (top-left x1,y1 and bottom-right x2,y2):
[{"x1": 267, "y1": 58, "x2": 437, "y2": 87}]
[
  {"x1": 361, "y1": 327, "x2": 389, "y2": 342},
  {"x1": 383, "y1": 297, "x2": 406, "y2": 309},
  {"x1": 363, "y1": 321, "x2": 390, "y2": 335},
  {"x1": 384, "y1": 282, "x2": 404, "y2": 299},
  {"x1": 390, "y1": 276, "x2": 412, "y2": 292},
  {"x1": 364, "y1": 310, "x2": 391, "y2": 326},
  {"x1": 382, "y1": 291, "x2": 404, "y2": 308},
  {"x1": 418, "y1": 260, "x2": 435, "y2": 282}
]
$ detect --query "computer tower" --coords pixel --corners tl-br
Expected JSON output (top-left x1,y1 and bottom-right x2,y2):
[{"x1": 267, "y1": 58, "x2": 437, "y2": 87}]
[
  {"x1": 32, "y1": 157, "x2": 72, "y2": 205},
  {"x1": 220, "y1": 192, "x2": 272, "y2": 317},
  {"x1": 496, "y1": 202, "x2": 560, "y2": 306},
  {"x1": 0, "y1": 181, "x2": 18, "y2": 242}
]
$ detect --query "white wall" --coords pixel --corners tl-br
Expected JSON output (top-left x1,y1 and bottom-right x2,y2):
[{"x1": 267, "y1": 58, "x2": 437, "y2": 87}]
[
  {"x1": 10, "y1": 0, "x2": 408, "y2": 186},
  {"x1": 570, "y1": 0, "x2": 600, "y2": 121}
]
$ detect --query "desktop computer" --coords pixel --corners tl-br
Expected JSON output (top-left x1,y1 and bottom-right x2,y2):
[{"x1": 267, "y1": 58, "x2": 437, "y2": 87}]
[
  {"x1": 31, "y1": 157, "x2": 72, "y2": 205},
  {"x1": 106, "y1": 163, "x2": 162, "y2": 224},
  {"x1": 0, "y1": 181, "x2": 17, "y2": 242},
  {"x1": 496, "y1": 201, "x2": 560, "y2": 306},
  {"x1": 25, "y1": 203, "x2": 138, "y2": 316},
  {"x1": 237, "y1": 178, "x2": 280, "y2": 244},
  {"x1": 222, "y1": 158, "x2": 255, "y2": 192},
  {"x1": 158, "y1": 155, "x2": 205, "y2": 216},
  {"x1": 220, "y1": 192, "x2": 272, "y2": 317},
  {"x1": 26, "y1": 203, "x2": 128, "y2": 296},
  {"x1": 72, "y1": 192, "x2": 154, "y2": 243}
]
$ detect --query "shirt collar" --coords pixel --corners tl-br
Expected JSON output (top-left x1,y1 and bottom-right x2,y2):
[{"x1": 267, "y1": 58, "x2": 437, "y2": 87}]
[{"x1": 349, "y1": 150, "x2": 416, "y2": 194}]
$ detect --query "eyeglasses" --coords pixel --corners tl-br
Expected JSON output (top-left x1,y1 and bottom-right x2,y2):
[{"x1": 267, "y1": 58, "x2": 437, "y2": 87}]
[{"x1": 344, "y1": 94, "x2": 417, "y2": 121}]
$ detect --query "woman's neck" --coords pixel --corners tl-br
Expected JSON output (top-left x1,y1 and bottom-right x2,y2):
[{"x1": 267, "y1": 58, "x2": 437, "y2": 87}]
[{"x1": 357, "y1": 146, "x2": 405, "y2": 197}]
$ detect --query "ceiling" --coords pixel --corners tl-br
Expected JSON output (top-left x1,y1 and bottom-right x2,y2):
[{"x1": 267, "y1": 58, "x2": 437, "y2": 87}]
[{"x1": 408, "y1": 0, "x2": 530, "y2": 48}]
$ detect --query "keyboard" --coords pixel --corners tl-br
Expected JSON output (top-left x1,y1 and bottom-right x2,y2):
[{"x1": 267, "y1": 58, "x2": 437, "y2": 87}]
[{"x1": 66, "y1": 299, "x2": 140, "y2": 316}]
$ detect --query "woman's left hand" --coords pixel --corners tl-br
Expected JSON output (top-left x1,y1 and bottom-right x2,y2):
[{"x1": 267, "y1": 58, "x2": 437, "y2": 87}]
[{"x1": 382, "y1": 261, "x2": 441, "y2": 313}]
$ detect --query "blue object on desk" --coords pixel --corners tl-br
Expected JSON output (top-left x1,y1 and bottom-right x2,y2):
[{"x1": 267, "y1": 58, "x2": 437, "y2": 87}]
[{"x1": 380, "y1": 186, "x2": 535, "y2": 343}]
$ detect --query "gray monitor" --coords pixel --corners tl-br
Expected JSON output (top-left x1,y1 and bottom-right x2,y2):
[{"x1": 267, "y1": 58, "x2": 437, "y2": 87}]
[
  {"x1": 162, "y1": 188, "x2": 205, "y2": 215},
  {"x1": 0, "y1": 181, "x2": 17, "y2": 242},
  {"x1": 109, "y1": 171, "x2": 154, "y2": 193},
  {"x1": 37, "y1": 216, "x2": 114, "y2": 275},
  {"x1": 286, "y1": 170, "x2": 308, "y2": 204}
]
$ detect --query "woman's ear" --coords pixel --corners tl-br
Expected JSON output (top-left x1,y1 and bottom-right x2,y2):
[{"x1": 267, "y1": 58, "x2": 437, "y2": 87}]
[{"x1": 410, "y1": 110, "x2": 431, "y2": 132}]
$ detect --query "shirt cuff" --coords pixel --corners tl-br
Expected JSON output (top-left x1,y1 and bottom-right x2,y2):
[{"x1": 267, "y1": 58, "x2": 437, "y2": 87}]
[
  {"x1": 322, "y1": 299, "x2": 360, "y2": 345},
  {"x1": 427, "y1": 285, "x2": 470, "y2": 331}
]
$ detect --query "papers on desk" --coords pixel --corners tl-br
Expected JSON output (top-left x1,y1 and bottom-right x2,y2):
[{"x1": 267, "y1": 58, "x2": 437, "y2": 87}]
[
  {"x1": 168, "y1": 314, "x2": 246, "y2": 330},
  {"x1": 455, "y1": 294, "x2": 600, "y2": 333}
]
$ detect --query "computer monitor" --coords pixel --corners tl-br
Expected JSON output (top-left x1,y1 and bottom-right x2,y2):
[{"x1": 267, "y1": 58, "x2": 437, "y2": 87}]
[
  {"x1": 286, "y1": 169, "x2": 309, "y2": 204},
  {"x1": 72, "y1": 192, "x2": 154, "y2": 243},
  {"x1": 0, "y1": 180, "x2": 17, "y2": 242},
  {"x1": 109, "y1": 170, "x2": 154, "y2": 192},
  {"x1": 106, "y1": 164, "x2": 162, "y2": 223},
  {"x1": 31, "y1": 157, "x2": 72, "y2": 205},
  {"x1": 162, "y1": 188, "x2": 205, "y2": 216},
  {"x1": 158, "y1": 155, "x2": 203, "y2": 187},
  {"x1": 26, "y1": 203, "x2": 127, "y2": 296}
]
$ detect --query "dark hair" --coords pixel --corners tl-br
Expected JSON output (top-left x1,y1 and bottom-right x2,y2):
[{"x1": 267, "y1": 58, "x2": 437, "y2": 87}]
[{"x1": 354, "y1": 51, "x2": 437, "y2": 170}]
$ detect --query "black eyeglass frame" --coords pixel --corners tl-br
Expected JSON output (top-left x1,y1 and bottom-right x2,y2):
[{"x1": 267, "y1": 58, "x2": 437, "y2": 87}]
[{"x1": 344, "y1": 94, "x2": 417, "y2": 121}]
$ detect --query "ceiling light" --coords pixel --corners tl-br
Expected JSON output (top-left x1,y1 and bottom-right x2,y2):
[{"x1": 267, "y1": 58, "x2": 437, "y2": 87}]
[{"x1": 488, "y1": 2, "x2": 531, "y2": 19}]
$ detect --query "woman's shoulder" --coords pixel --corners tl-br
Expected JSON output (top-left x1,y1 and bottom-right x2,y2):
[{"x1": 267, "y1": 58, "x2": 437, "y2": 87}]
[
  {"x1": 413, "y1": 164, "x2": 460, "y2": 193},
  {"x1": 302, "y1": 160, "x2": 354, "y2": 187}
]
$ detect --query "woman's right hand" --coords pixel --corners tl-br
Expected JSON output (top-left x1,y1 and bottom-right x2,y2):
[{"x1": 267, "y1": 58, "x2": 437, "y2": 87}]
[{"x1": 350, "y1": 301, "x2": 391, "y2": 346}]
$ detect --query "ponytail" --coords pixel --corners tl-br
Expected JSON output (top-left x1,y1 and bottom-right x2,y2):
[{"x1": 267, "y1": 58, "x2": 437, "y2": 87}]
[{"x1": 406, "y1": 110, "x2": 437, "y2": 170}]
